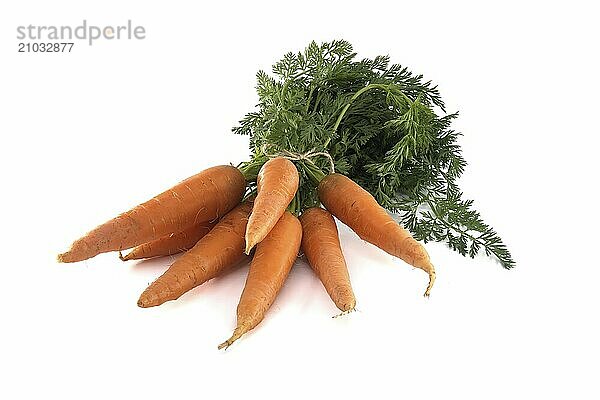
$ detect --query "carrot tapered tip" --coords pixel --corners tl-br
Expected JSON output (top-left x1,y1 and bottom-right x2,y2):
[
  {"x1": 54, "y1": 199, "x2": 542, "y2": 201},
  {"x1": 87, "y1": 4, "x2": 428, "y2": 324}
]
[
  {"x1": 423, "y1": 268, "x2": 436, "y2": 297},
  {"x1": 218, "y1": 327, "x2": 246, "y2": 350},
  {"x1": 57, "y1": 251, "x2": 75, "y2": 263},
  {"x1": 137, "y1": 297, "x2": 149, "y2": 308},
  {"x1": 331, "y1": 286, "x2": 356, "y2": 312},
  {"x1": 244, "y1": 235, "x2": 256, "y2": 255},
  {"x1": 119, "y1": 250, "x2": 136, "y2": 261},
  {"x1": 218, "y1": 339, "x2": 233, "y2": 350},
  {"x1": 137, "y1": 291, "x2": 161, "y2": 308}
]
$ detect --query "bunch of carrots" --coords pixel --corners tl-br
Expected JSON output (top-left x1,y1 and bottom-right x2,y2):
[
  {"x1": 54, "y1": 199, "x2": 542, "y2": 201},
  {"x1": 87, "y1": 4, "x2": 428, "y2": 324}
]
[
  {"x1": 59, "y1": 40, "x2": 511, "y2": 348},
  {"x1": 58, "y1": 159, "x2": 435, "y2": 348}
]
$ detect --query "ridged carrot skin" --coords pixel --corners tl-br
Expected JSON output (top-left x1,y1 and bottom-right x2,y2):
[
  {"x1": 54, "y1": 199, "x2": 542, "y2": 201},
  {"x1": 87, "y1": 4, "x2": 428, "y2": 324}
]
[
  {"x1": 244, "y1": 157, "x2": 299, "y2": 254},
  {"x1": 119, "y1": 221, "x2": 216, "y2": 261},
  {"x1": 137, "y1": 201, "x2": 253, "y2": 308},
  {"x1": 58, "y1": 165, "x2": 246, "y2": 263},
  {"x1": 300, "y1": 207, "x2": 356, "y2": 312},
  {"x1": 219, "y1": 211, "x2": 302, "y2": 349},
  {"x1": 318, "y1": 173, "x2": 436, "y2": 296}
]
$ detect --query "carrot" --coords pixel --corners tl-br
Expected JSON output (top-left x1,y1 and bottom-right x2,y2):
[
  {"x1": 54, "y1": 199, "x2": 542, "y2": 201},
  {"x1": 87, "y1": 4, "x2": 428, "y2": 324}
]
[
  {"x1": 318, "y1": 173, "x2": 436, "y2": 296},
  {"x1": 244, "y1": 157, "x2": 299, "y2": 254},
  {"x1": 300, "y1": 207, "x2": 356, "y2": 312},
  {"x1": 58, "y1": 165, "x2": 246, "y2": 263},
  {"x1": 219, "y1": 211, "x2": 302, "y2": 349},
  {"x1": 137, "y1": 200, "x2": 253, "y2": 308},
  {"x1": 119, "y1": 221, "x2": 215, "y2": 261}
]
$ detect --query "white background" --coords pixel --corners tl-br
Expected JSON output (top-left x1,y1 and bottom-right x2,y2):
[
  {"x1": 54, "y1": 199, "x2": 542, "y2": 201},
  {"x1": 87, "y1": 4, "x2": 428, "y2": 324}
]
[{"x1": 1, "y1": 1, "x2": 599, "y2": 399}]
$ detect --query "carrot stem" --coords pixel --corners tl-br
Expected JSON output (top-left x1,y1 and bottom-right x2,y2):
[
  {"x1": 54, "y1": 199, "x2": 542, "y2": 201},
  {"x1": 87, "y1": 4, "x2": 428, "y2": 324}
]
[
  {"x1": 301, "y1": 160, "x2": 326, "y2": 185},
  {"x1": 287, "y1": 193, "x2": 301, "y2": 217},
  {"x1": 238, "y1": 159, "x2": 265, "y2": 182},
  {"x1": 324, "y1": 84, "x2": 392, "y2": 148}
]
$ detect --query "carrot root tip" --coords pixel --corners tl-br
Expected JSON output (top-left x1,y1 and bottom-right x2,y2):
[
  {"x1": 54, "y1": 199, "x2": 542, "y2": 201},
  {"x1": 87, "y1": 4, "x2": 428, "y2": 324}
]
[
  {"x1": 218, "y1": 335, "x2": 238, "y2": 350},
  {"x1": 423, "y1": 268, "x2": 436, "y2": 297},
  {"x1": 244, "y1": 241, "x2": 255, "y2": 255},
  {"x1": 217, "y1": 340, "x2": 232, "y2": 350},
  {"x1": 218, "y1": 327, "x2": 246, "y2": 350},
  {"x1": 137, "y1": 298, "x2": 148, "y2": 308},
  {"x1": 57, "y1": 251, "x2": 77, "y2": 263},
  {"x1": 137, "y1": 292, "x2": 161, "y2": 308}
]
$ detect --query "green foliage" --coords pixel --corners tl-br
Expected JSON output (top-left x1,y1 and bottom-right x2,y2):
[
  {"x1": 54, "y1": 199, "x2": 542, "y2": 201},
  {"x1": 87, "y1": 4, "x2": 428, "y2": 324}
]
[{"x1": 233, "y1": 40, "x2": 514, "y2": 269}]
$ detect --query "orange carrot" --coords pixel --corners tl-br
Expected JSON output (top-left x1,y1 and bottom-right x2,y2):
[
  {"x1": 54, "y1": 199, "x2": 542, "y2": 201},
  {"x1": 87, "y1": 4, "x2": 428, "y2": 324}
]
[
  {"x1": 137, "y1": 200, "x2": 253, "y2": 308},
  {"x1": 58, "y1": 165, "x2": 246, "y2": 263},
  {"x1": 300, "y1": 207, "x2": 356, "y2": 312},
  {"x1": 119, "y1": 221, "x2": 215, "y2": 261},
  {"x1": 219, "y1": 211, "x2": 302, "y2": 349},
  {"x1": 244, "y1": 157, "x2": 299, "y2": 254},
  {"x1": 318, "y1": 173, "x2": 436, "y2": 296}
]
